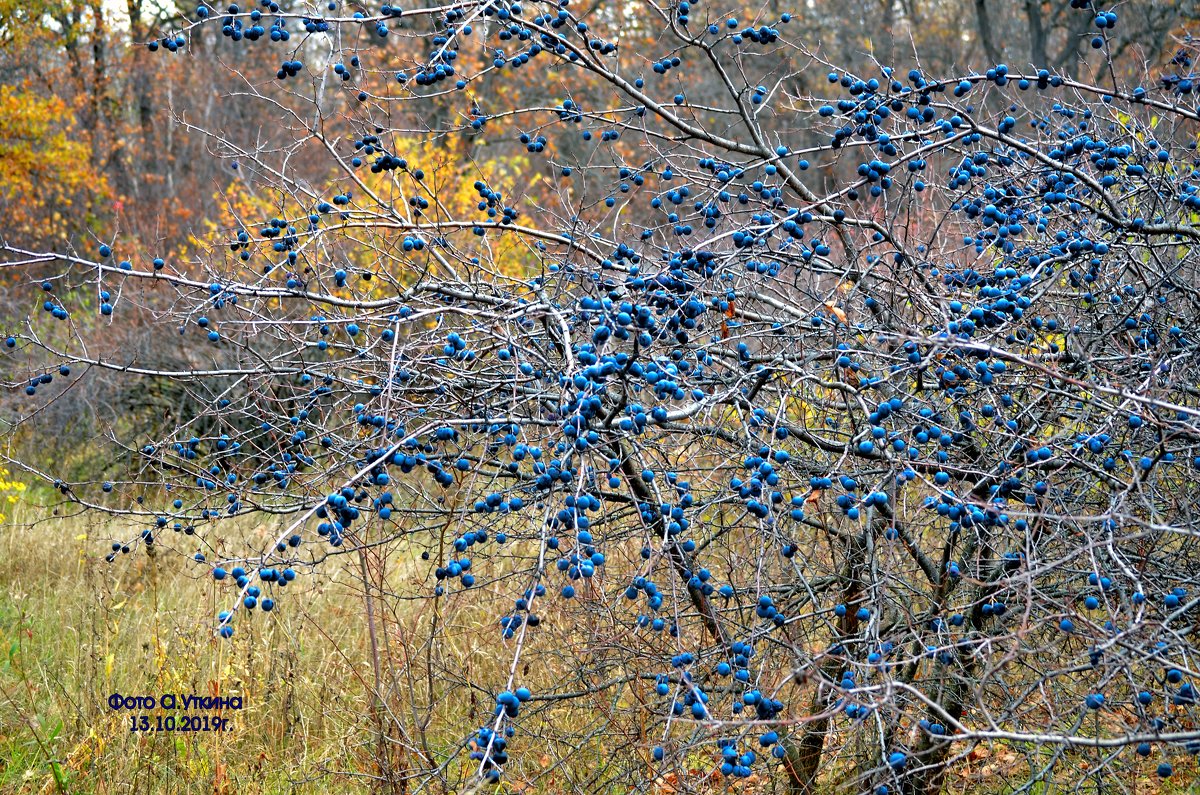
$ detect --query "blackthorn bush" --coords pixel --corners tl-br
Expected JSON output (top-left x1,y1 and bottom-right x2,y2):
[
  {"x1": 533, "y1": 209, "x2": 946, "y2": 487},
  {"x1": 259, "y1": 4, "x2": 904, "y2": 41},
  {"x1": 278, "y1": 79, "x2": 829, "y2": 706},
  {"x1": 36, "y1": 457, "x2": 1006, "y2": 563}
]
[{"x1": 3, "y1": 1, "x2": 1200, "y2": 791}]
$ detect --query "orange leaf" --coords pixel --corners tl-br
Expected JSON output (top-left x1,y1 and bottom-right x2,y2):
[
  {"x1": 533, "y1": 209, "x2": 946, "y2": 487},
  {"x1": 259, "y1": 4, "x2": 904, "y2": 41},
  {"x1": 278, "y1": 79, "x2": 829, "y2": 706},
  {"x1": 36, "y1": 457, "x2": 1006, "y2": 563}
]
[{"x1": 824, "y1": 301, "x2": 848, "y2": 325}]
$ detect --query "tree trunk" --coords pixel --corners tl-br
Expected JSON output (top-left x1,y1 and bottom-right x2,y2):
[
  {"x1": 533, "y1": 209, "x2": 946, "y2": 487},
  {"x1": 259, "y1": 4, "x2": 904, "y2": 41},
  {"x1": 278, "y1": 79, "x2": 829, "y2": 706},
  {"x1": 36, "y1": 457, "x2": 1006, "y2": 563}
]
[{"x1": 973, "y1": 0, "x2": 1003, "y2": 66}]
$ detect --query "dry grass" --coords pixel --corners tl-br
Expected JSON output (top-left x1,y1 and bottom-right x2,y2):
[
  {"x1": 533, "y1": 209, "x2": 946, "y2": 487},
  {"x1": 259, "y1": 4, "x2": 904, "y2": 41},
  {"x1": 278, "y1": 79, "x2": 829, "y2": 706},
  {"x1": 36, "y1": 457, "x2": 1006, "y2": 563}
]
[
  {"x1": 0, "y1": 504, "x2": 654, "y2": 795},
  {"x1": 0, "y1": 507, "x2": 420, "y2": 795}
]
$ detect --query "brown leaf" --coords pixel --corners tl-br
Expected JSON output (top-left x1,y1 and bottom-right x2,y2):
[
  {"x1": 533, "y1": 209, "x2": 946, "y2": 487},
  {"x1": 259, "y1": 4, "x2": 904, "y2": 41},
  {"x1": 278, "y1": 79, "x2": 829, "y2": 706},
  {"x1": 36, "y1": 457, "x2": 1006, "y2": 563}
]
[{"x1": 824, "y1": 301, "x2": 849, "y2": 325}]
